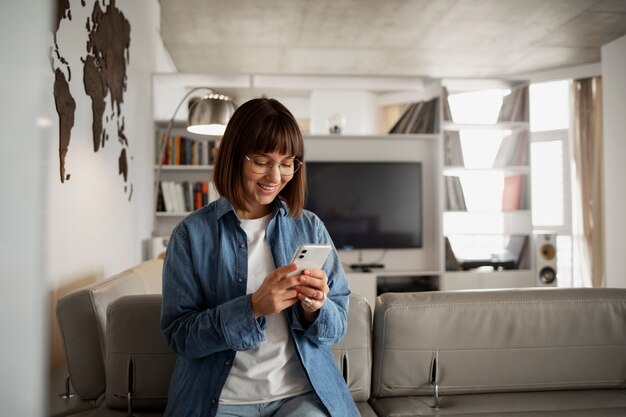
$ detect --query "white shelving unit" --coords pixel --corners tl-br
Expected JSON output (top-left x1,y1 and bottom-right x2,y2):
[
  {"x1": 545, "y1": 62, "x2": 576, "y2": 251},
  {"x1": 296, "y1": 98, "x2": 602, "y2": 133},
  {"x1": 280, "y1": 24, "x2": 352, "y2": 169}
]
[
  {"x1": 440, "y1": 80, "x2": 534, "y2": 289},
  {"x1": 304, "y1": 130, "x2": 444, "y2": 302}
]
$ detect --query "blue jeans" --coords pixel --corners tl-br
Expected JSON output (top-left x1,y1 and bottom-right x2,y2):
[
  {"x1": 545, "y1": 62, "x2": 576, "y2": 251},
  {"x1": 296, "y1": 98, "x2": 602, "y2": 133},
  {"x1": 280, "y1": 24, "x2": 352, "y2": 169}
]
[{"x1": 215, "y1": 392, "x2": 328, "y2": 417}]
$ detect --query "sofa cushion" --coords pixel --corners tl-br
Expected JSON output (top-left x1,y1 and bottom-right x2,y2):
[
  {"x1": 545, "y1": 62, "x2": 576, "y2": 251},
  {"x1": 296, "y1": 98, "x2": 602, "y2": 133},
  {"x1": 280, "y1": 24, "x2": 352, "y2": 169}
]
[
  {"x1": 330, "y1": 294, "x2": 373, "y2": 402},
  {"x1": 356, "y1": 400, "x2": 378, "y2": 417},
  {"x1": 104, "y1": 293, "x2": 372, "y2": 410},
  {"x1": 56, "y1": 259, "x2": 163, "y2": 400},
  {"x1": 370, "y1": 389, "x2": 626, "y2": 416},
  {"x1": 372, "y1": 288, "x2": 626, "y2": 398}
]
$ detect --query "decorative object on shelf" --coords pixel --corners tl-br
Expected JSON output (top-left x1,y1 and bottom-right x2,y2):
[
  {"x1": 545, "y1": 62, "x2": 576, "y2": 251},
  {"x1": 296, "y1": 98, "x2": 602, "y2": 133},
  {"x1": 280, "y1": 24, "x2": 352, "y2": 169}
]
[
  {"x1": 153, "y1": 87, "x2": 237, "y2": 237},
  {"x1": 326, "y1": 112, "x2": 346, "y2": 134}
]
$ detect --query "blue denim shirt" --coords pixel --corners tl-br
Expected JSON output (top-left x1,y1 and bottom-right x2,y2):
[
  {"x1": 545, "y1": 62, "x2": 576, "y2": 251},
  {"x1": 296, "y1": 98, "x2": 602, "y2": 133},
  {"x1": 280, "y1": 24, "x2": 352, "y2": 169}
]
[{"x1": 160, "y1": 197, "x2": 359, "y2": 417}]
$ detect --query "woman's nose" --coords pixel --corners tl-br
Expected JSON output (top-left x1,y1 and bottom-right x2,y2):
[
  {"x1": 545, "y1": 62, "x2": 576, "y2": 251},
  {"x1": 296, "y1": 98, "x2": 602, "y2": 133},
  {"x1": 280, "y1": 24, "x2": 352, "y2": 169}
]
[{"x1": 266, "y1": 163, "x2": 282, "y2": 181}]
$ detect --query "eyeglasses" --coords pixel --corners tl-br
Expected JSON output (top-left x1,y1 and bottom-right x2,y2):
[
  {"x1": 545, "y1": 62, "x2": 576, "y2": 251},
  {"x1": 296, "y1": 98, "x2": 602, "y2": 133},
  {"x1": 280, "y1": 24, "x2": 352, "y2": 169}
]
[{"x1": 245, "y1": 155, "x2": 302, "y2": 176}]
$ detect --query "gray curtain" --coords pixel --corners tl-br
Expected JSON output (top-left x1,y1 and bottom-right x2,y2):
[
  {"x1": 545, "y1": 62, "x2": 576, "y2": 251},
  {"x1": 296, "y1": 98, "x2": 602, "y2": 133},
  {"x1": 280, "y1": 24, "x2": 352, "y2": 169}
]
[{"x1": 570, "y1": 77, "x2": 604, "y2": 288}]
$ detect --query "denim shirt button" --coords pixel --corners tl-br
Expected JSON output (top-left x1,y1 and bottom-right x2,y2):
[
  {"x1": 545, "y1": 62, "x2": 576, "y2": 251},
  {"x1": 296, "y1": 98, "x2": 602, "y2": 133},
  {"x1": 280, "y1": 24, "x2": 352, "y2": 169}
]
[
  {"x1": 225, "y1": 360, "x2": 231, "y2": 366},
  {"x1": 237, "y1": 277, "x2": 243, "y2": 283},
  {"x1": 239, "y1": 242, "x2": 245, "y2": 249},
  {"x1": 211, "y1": 398, "x2": 217, "y2": 405}
]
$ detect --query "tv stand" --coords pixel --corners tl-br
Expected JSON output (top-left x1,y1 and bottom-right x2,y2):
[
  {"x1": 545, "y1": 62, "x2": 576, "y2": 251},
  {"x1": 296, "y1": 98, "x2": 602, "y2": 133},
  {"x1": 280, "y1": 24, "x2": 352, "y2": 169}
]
[
  {"x1": 350, "y1": 263, "x2": 385, "y2": 273},
  {"x1": 345, "y1": 269, "x2": 441, "y2": 307}
]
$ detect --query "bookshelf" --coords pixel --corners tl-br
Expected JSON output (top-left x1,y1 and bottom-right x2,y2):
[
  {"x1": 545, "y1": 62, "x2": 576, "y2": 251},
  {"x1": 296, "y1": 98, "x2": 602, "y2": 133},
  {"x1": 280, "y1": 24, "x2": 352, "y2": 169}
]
[
  {"x1": 153, "y1": 123, "x2": 219, "y2": 237},
  {"x1": 440, "y1": 80, "x2": 533, "y2": 289}
]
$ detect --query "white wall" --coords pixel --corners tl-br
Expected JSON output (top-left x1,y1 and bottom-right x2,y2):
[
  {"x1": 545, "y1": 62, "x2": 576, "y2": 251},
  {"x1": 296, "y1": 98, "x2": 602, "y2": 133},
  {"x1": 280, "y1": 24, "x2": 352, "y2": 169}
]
[
  {"x1": 45, "y1": 0, "x2": 163, "y2": 368},
  {"x1": 0, "y1": 2, "x2": 52, "y2": 415},
  {"x1": 601, "y1": 34, "x2": 626, "y2": 288},
  {"x1": 310, "y1": 90, "x2": 380, "y2": 134}
]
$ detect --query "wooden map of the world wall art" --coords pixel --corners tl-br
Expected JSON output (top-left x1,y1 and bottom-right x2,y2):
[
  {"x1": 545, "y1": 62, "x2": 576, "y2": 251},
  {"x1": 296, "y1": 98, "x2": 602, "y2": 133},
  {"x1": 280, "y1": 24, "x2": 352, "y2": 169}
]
[{"x1": 52, "y1": 0, "x2": 133, "y2": 201}]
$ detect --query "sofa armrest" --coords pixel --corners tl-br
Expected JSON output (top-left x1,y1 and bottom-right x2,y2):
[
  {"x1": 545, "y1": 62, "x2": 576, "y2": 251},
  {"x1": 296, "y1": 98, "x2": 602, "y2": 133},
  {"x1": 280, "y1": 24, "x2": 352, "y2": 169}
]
[
  {"x1": 105, "y1": 294, "x2": 176, "y2": 410},
  {"x1": 331, "y1": 294, "x2": 373, "y2": 402},
  {"x1": 56, "y1": 259, "x2": 163, "y2": 400}
]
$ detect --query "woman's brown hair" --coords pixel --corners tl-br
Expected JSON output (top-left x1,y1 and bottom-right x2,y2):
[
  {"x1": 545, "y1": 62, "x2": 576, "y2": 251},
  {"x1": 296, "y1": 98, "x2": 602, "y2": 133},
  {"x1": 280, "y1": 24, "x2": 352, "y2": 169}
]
[{"x1": 213, "y1": 98, "x2": 306, "y2": 217}]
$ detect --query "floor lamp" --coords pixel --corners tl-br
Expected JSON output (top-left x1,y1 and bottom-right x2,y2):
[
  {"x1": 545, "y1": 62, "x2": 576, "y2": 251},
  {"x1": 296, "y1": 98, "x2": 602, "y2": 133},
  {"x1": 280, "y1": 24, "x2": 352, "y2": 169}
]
[{"x1": 152, "y1": 87, "x2": 237, "y2": 239}]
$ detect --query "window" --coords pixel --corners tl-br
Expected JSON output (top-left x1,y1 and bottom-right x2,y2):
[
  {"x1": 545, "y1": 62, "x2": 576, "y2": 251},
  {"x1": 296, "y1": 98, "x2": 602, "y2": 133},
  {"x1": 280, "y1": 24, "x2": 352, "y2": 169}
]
[
  {"x1": 529, "y1": 80, "x2": 572, "y2": 286},
  {"x1": 531, "y1": 136, "x2": 565, "y2": 226},
  {"x1": 530, "y1": 81, "x2": 569, "y2": 133}
]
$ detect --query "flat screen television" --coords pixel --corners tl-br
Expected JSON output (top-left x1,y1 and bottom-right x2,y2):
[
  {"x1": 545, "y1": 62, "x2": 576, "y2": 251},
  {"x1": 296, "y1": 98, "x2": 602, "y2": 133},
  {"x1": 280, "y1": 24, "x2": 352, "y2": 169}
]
[{"x1": 305, "y1": 161, "x2": 423, "y2": 249}]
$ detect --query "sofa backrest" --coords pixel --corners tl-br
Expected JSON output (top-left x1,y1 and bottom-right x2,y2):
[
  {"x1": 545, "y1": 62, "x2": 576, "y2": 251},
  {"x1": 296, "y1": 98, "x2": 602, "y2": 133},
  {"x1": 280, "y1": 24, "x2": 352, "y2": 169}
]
[
  {"x1": 371, "y1": 288, "x2": 626, "y2": 398},
  {"x1": 56, "y1": 259, "x2": 163, "y2": 400},
  {"x1": 104, "y1": 293, "x2": 372, "y2": 410}
]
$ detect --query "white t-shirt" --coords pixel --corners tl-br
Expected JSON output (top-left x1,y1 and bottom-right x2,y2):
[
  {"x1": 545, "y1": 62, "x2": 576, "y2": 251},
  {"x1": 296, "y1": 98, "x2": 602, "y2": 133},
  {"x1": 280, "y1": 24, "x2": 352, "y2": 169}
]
[{"x1": 220, "y1": 214, "x2": 311, "y2": 404}]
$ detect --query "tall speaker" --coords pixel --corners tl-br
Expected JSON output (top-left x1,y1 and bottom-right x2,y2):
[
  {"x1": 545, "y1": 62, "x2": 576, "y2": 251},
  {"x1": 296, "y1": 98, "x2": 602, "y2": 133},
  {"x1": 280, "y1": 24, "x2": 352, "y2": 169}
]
[{"x1": 534, "y1": 233, "x2": 557, "y2": 286}]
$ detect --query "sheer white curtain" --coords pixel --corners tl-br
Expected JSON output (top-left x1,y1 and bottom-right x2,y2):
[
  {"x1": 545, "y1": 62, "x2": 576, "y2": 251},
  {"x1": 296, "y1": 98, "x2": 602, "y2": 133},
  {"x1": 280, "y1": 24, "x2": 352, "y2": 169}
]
[{"x1": 570, "y1": 77, "x2": 604, "y2": 288}]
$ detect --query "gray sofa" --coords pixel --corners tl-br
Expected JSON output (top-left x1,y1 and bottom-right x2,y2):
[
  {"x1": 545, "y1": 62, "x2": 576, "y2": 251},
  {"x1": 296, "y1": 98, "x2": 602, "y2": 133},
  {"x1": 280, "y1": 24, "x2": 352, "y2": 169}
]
[{"x1": 53, "y1": 259, "x2": 626, "y2": 416}]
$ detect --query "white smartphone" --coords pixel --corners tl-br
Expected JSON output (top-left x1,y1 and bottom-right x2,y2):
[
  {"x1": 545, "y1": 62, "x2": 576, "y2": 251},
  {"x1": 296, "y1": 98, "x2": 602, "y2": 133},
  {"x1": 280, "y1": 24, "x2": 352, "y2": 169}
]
[{"x1": 286, "y1": 244, "x2": 332, "y2": 278}]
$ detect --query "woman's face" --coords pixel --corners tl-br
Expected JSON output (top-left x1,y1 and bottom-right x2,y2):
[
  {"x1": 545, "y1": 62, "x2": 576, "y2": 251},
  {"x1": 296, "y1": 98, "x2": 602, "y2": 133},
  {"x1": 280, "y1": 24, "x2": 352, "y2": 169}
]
[{"x1": 238, "y1": 151, "x2": 295, "y2": 219}]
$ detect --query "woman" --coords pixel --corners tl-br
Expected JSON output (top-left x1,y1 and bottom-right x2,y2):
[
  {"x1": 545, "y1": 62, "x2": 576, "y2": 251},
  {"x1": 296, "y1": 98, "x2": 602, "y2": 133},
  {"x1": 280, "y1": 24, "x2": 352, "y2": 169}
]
[{"x1": 160, "y1": 98, "x2": 359, "y2": 417}]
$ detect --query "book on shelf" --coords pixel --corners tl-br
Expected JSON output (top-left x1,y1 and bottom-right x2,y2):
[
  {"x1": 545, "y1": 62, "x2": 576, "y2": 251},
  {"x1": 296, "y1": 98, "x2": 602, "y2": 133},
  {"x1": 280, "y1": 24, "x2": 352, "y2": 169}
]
[
  {"x1": 174, "y1": 182, "x2": 185, "y2": 212},
  {"x1": 166, "y1": 136, "x2": 173, "y2": 165},
  {"x1": 193, "y1": 182, "x2": 203, "y2": 210},
  {"x1": 511, "y1": 130, "x2": 529, "y2": 166},
  {"x1": 155, "y1": 130, "x2": 215, "y2": 167},
  {"x1": 157, "y1": 180, "x2": 220, "y2": 213},
  {"x1": 159, "y1": 181, "x2": 173, "y2": 212},
  {"x1": 501, "y1": 174, "x2": 527, "y2": 211},
  {"x1": 155, "y1": 131, "x2": 163, "y2": 165},
  {"x1": 156, "y1": 185, "x2": 166, "y2": 212},
  {"x1": 497, "y1": 85, "x2": 528, "y2": 122},
  {"x1": 181, "y1": 181, "x2": 192, "y2": 212},
  {"x1": 493, "y1": 130, "x2": 528, "y2": 167},
  {"x1": 444, "y1": 131, "x2": 464, "y2": 166},
  {"x1": 445, "y1": 237, "x2": 462, "y2": 271},
  {"x1": 445, "y1": 176, "x2": 467, "y2": 211},
  {"x1": 172, "y1": 136, "x2": 181, "y2": 165},
  {"x1": 389, "y1": 102, "x2": 415, "y2": 133},
  {"x1": 201, "y1": 181, "x2": 209, "y2": 207},
  {"x1": 388, "y1": 97, "x2": 440, "y2": 134},
  {"x1": 442, "y1": 87, "x2": 453, "y2": 122}
]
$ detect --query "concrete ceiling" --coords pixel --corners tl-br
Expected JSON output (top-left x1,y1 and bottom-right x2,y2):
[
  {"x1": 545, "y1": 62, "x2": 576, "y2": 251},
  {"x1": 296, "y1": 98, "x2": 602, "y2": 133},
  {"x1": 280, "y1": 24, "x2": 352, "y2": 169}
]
[{"x1": 159, "y1": 0, "x2": 626, "y2": 79}]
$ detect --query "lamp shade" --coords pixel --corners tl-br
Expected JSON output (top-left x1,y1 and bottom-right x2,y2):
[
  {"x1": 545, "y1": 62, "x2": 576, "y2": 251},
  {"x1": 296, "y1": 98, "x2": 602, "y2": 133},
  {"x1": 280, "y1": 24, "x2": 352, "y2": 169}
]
[{"x1": 187, "y1": 93, "x2": 237, "y2": 136}]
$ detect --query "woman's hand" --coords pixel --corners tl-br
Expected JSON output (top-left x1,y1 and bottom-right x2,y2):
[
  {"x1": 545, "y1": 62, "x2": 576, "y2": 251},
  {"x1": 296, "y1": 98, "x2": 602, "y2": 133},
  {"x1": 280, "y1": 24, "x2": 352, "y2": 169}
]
[
  {"x1": 250, "y1": 264, "x2": 301, "y2": 318},
  {"x1": 293, "y1": 268, "x2": 330, "y2": 322}
]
